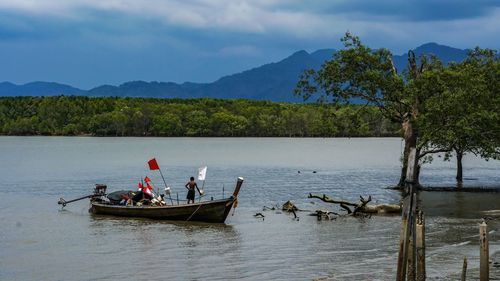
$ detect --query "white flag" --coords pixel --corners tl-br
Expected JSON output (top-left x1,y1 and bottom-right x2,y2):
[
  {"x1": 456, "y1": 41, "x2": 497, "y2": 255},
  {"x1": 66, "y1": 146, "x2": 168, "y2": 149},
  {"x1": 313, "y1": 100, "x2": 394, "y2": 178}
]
[{"x1": 198, "y1": 166, "x2": 207, "y2": 181}]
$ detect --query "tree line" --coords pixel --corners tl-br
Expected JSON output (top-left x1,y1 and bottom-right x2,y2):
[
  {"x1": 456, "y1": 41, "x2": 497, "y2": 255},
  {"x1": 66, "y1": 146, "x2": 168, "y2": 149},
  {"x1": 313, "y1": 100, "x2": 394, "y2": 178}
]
[
  {"x1": 296, "y1": 32, "x2": 499, "y2": 185},
  {"x1": 0, "y1": 96, "x2": 399, "y2": 138}
]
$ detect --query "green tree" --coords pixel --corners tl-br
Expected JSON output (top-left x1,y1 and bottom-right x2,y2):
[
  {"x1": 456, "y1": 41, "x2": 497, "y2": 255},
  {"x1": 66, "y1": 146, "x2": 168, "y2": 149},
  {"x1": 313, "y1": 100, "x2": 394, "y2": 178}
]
[
  {"x1": 151, "y1": 113, "x2": 183, "y2": 136},
  {"x1": 185, "y1": 110, "x2": 211, "y2": 136},
  {"x1": 0, "y1": 96, "x2": 400, "y2": 138},
  {"x1": 5, "y1": 116, "x2": 39, "y2": 135},
  {"x1": 62, "y1": 123, "x2": 79, "y2": 135},
  {"x1": 296, "y1": 32, "x2": 442, "y2": 186},
  {"x1": 418, "y1": 48, "x2": 500, "y2": 183}
]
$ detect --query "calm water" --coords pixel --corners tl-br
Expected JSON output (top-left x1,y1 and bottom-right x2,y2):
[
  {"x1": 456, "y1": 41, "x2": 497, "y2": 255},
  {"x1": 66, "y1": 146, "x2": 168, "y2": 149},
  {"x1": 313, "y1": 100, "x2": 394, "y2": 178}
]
[{"x1": 0, "y1": 137, "x2": 499, "y2": 281}]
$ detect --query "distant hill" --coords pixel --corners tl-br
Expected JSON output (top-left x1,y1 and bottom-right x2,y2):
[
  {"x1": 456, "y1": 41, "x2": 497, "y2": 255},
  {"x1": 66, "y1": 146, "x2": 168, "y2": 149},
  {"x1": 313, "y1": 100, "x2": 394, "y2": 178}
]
[
  {"x1": 0, "y1": 81, "x2": 84, "y2": 96},
  {"x1": 391, "y1": 43, "x2": 467, "y2": 73},
  {"x1": 87, "y1": 49, "x2": 331, "y2": 101},
  {"x1": 0, "y1": 43, "x2": 468, "y2": 102}
]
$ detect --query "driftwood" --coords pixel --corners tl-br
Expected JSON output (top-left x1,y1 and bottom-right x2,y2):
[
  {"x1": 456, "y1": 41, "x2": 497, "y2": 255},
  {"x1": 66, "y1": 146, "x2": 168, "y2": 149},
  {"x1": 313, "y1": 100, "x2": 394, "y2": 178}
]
[
  {"x1": 282, "y1": 200, "x2": 299, "y2": 212},
  {"x1": 309, "y1": 210, "x2": 340, "y2": 220},
  {"x1": 254, "y1": 212, "x2": 265, "y2": 221},
  {"x1": 254, "y1": 212, "x2": 265, "y2": 218},
  {"x1": 308, "y1": 193, "x2": 402, "y2": 214},
  {"x1": 282, "y1": 201, "x2": 300, "y2": 220}
]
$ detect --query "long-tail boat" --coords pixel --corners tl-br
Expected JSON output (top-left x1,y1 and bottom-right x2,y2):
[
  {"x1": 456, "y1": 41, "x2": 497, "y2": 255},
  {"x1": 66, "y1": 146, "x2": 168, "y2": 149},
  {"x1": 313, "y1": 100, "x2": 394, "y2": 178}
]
[{"x1": 58, "y1": 177, "x2": 244, "y2": 223}]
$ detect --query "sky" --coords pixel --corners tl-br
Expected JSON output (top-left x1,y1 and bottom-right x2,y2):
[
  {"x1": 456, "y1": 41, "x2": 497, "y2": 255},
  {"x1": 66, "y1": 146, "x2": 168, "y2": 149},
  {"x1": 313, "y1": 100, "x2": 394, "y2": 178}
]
[{"x1": 0, "y1": 0, "x2": 499, "y2": 89}]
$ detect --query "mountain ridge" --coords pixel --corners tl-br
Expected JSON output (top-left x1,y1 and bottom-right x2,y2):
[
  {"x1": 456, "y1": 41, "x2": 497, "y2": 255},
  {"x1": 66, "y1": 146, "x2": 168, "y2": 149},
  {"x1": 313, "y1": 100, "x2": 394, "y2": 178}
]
[{"x1": 0, "y1": 43, "x2": 469, "y2": 101}]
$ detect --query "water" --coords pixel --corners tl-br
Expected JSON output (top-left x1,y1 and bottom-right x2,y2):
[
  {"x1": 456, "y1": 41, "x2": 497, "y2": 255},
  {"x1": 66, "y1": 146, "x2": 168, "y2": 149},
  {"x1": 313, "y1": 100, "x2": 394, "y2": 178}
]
[{"x1": 0, "y1": 137, "x2": 499, "y2": 280}]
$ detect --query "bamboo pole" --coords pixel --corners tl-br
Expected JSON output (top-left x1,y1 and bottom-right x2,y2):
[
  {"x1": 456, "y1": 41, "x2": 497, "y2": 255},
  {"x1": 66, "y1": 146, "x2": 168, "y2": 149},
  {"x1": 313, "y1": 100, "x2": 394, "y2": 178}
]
[
  {"x1": 416, "y1": 211, "x2": 425, "y2": 281},
  {"x1": 479, "y1": 221, "x2": 489, "y2": 281}
]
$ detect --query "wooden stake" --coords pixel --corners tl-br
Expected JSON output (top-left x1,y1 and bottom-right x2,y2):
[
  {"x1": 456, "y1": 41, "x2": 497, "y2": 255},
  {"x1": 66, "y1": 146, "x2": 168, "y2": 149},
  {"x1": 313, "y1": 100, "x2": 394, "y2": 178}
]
[
  {"x1": 416, "y1": 211, "x2": 425, "y2": 281},
  {"x1": 408, "y1": 231, "x2": 416, "y2": 281},
  {"x1": 461, "y1": 256, "x2": 467, "y2": 281},
  {"x1": 396, "y1": 185, "x2": 414, "y2": 281},
  {"x1": 396, "y1": 211, "x2": 409, "y2": 281},
  {"x1": 479, "y1": 221, "x2": 489, "y2": 281},
  {"x1": 397, "y1": 148, "x2": 418, "y2": 281},
  {"x1": 407, "y1": 193, "x2": 418, "y2": 281}
]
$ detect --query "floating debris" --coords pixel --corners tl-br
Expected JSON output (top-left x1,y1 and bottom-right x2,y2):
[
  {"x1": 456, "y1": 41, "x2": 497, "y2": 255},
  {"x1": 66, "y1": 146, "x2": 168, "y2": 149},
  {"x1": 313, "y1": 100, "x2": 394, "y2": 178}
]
[
  {"x1": 254, "y1": 212, "x2": 265, "y2": 220},
  {"x1": 282, "y1": 200, "x2": 298, "y2": 212}
]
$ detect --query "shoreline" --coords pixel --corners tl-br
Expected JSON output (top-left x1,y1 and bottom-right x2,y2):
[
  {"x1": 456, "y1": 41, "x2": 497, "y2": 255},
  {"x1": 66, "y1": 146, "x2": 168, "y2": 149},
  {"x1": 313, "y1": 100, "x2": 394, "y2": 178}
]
[{"x1": 0, "y1": 134, "x2": 401, "y2": 138}]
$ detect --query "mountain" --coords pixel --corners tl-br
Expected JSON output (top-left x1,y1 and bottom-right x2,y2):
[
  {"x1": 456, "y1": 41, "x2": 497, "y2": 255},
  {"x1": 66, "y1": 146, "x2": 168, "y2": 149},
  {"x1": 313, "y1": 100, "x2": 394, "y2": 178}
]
[
  {"x1": 0, "y1": 81, "x2": 84, "y2": 96},
  {"x1": 0, "y1": 43, "x2": 468, "y2": 101},
  {"x1": 87, "y1": 49, "x2": 331, "y2": 101},
  {"x1": 391, "y1": 43, "x2": 467, "y2": 73}
]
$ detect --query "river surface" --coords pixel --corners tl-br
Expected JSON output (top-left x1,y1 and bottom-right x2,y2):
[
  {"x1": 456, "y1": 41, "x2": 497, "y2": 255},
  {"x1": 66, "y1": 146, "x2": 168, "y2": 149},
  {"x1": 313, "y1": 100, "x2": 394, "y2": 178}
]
[{"x1": 0, "y1": 137, "x2": 499, "y2": 281}]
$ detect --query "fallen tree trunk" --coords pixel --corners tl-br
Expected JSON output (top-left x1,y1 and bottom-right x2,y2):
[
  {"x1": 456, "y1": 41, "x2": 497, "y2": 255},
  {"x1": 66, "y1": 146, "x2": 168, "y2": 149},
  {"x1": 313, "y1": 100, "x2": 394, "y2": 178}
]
[{"x1": 308, "y1": 193, "x2": 402, "y2": 214}]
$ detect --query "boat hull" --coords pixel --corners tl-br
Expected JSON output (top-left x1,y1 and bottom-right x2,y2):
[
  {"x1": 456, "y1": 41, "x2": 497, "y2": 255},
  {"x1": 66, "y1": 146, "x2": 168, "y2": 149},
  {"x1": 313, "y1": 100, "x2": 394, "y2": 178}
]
[{"x1": 89, "y1": 198, "x2": 235, "y2": 223}]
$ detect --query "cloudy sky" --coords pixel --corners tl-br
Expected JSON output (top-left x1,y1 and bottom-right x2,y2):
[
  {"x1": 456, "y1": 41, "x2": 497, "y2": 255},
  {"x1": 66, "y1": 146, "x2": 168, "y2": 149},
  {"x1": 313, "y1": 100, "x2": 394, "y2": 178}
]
[{"x1": 1, "y1": 0, "x2": 499, "y2": 89}]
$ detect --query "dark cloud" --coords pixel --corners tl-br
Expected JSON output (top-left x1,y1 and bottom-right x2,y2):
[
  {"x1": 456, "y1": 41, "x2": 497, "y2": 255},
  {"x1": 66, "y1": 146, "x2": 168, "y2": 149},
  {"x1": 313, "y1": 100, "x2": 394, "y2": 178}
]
[
  {"x1": 0, "y1": 1, "x2": 497, "y2": 88},
  {"x1": 282, "y1": 0, "x2": 500, "y2": 22}
]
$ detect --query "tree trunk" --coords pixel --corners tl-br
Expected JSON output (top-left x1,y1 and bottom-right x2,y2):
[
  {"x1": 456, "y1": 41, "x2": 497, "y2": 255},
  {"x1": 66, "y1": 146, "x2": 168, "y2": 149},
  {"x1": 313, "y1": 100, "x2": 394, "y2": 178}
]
[
  {"x1": 456, "y1": 150, "x2": 463, "y2": 184},
  {"x1": 415, "y1": 165, "x2": 421, "y2": 186},
  {"x1": 398, "y1": 50, "x2": 422, "y2": 188},
  {"x1": 398, "y1": 119, "x2": 418, "y2": 187}
]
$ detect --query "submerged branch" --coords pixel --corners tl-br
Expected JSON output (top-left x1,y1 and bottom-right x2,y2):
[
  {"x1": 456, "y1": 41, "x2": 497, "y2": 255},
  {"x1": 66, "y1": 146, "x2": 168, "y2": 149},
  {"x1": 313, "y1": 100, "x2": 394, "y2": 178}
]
[{"x1": 308, "y1": 193, "x2": 401, "y2": 214}]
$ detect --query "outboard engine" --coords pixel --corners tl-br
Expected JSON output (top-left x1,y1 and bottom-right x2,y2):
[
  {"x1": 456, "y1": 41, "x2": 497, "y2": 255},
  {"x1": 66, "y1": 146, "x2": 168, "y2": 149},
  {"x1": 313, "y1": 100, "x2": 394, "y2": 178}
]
[
  {"x1": 91, "y1": 184, "x2": 107, "y2": 203},
  {"x1": 94, "y1": 184, "x2": 107, "y2": 196},
  {"x1": 58, "y1": 184, "x2": 108, "y2": 207}
]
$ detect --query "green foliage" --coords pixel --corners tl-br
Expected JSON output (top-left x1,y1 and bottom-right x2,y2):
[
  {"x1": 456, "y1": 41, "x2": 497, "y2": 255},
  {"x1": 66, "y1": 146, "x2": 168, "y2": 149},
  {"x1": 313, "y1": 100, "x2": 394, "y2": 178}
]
[
  {"x1": 295, "y1": 32, "x2": 408, "y2": 124},
  {"x1": 0, "y1": 96, "x2": 397, "y2": 137},
  {"x1": 295, "y1": 32, "x2": 499, "y2": 184},
  {"x1": 418, "y1": 48, "x2": 500, "y2": 161}
]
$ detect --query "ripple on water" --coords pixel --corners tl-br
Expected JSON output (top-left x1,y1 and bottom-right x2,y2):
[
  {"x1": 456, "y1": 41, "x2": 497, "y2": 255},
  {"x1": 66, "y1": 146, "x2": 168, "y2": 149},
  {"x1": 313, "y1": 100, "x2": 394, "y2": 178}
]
[{"x1": 0, "y1": 137, "x2": 499, "y2": 280}]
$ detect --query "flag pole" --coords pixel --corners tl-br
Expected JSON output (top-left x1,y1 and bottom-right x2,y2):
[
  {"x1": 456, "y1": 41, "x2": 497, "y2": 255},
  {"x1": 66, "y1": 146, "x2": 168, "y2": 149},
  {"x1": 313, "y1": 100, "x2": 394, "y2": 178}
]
[
  {"x1": 141, "y1": 178, "x2": 144, "y2": 200},
  {"x1": 158, "y1": 168, "x2": 167, "y2": 188},
  {"x1": 151, "y1": 179, "x2": 159, "y2": 196},
  {"x1": 199, "y1": 180, "x2": 205, "y2": 202},
  {"x1": 158, "y1": 168, "x2": 174, "y2": 205},
  {"x1": 198, "y1": 166, "x2": 207, "y2": 202},
  {"x1": 146, "y1": 179, "x2": 159, "y2": 197}
]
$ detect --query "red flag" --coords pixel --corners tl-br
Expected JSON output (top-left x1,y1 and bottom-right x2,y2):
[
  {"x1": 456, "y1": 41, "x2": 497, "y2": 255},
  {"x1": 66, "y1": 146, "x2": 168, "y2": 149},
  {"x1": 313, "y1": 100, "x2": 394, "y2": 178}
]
[
  {"x1": 144, "y1": 176, "x2": 151, "y2": 183},
  {"x1": 137, "y1": 182, "x2": 143, "y2": 191},
  {"x1": 144, "y1": 182, "x2": 153, "y2": 196},
  {"x1": 148, "y1": 158, "x2": 159, "y2": 170}
]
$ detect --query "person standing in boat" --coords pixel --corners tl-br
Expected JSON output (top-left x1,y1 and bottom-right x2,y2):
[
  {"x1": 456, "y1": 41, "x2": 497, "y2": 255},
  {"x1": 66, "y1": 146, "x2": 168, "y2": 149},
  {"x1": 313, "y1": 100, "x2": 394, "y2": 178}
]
[{"x1": 185, "y1": 176, "x2": 201, "y2": 204}]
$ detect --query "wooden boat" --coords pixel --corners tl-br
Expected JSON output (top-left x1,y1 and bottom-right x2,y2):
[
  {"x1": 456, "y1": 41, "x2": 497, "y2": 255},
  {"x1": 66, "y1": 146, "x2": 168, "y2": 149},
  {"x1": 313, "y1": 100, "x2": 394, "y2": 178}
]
[
  {"x1": 60, "y1": 177, "x2": 244, "y2": 223},
  {"x1": 90, "y1": 196, "x2": 237, "y2": 223}
]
